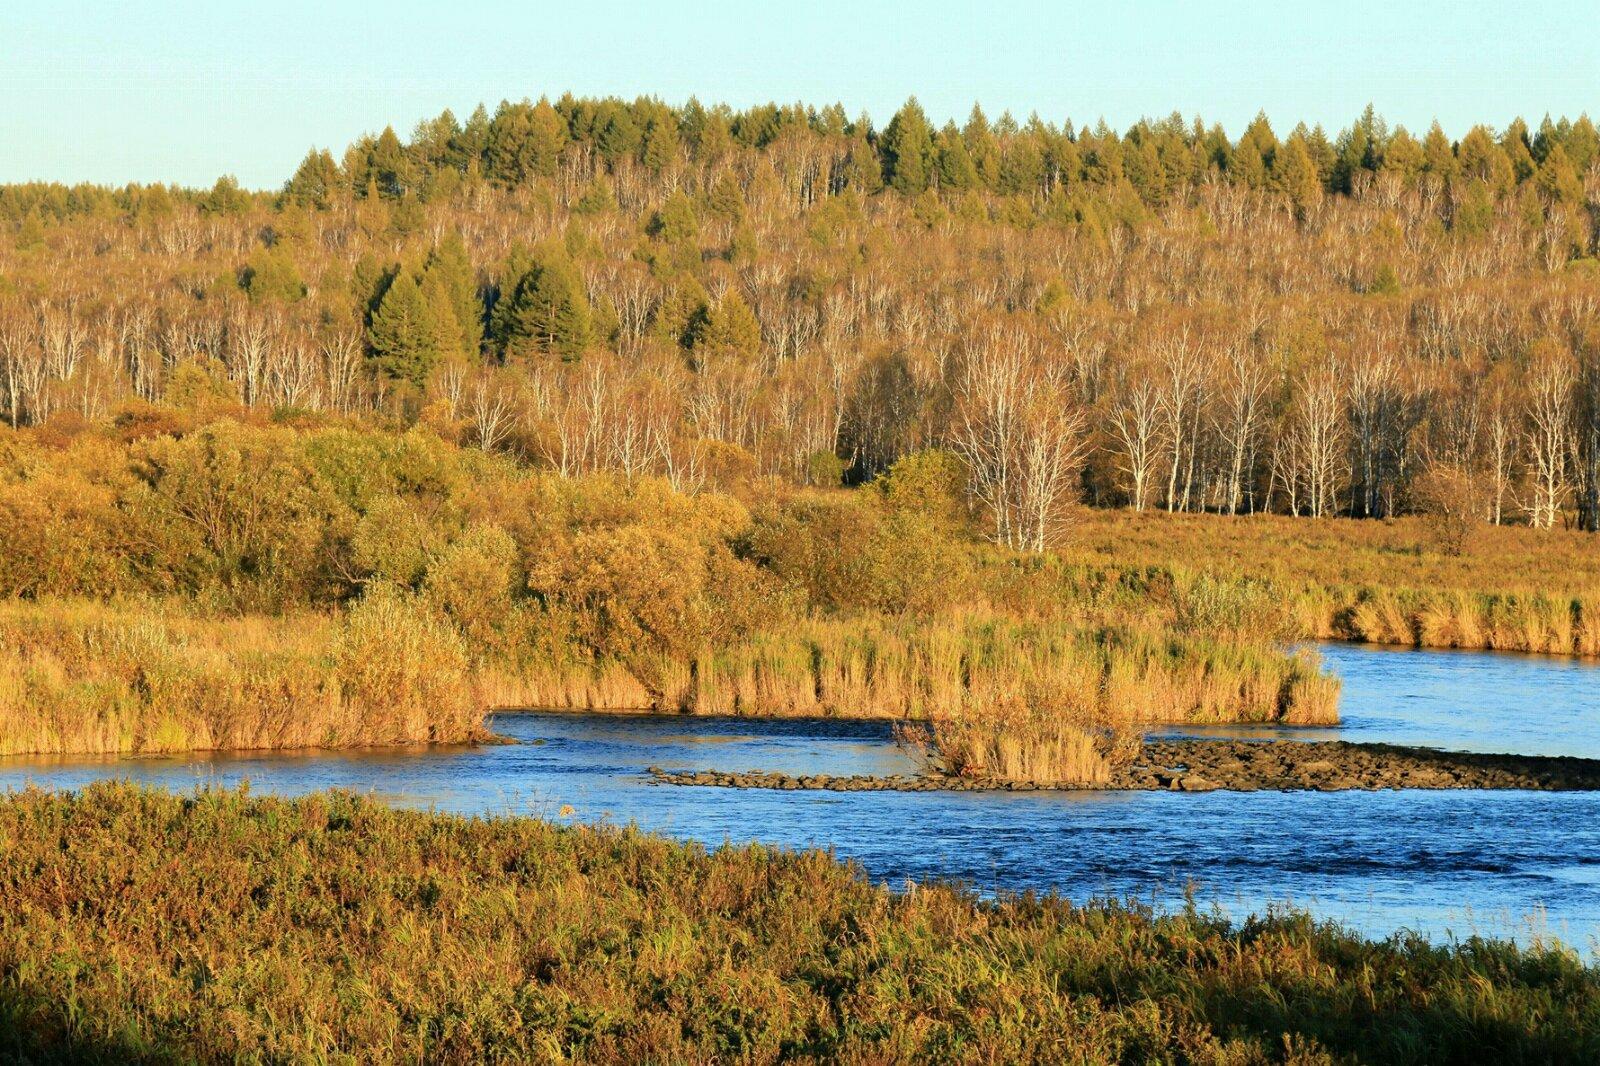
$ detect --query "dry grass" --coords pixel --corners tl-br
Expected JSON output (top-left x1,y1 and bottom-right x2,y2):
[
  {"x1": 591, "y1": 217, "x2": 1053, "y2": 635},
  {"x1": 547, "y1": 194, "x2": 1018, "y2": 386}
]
[
  {"x1": 1069, "y1": 510, "x2": 1600, "y2": 656},
  {"x1": 490, "y1": 611, "x2": 1340, "y2": 728},
  {"x1": 0, "y1": 594, "x2": 487, "y2": 755}
]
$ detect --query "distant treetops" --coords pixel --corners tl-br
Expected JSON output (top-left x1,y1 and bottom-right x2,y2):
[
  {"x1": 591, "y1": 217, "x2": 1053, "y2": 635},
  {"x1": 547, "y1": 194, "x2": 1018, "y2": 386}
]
[{"x1": 2, "y1": 96, "x2": 1594, "y2": 230}]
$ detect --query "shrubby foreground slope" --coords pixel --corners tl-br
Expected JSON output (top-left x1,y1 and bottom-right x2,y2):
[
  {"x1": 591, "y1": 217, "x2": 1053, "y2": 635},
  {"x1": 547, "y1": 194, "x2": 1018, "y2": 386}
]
[{"x1": 0, "y1": 782, "x2": 1595, "y2": 1064}]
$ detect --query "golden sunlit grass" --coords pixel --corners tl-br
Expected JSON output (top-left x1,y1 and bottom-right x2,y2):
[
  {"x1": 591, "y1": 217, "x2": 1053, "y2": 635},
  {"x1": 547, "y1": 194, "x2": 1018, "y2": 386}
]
[
  {"x1": 1070, "y1": 509, "x2": 1600, "y2": 655},
  {"x1": 492, "y1": 612, "x2": 1340, "y2": 722},
  {"x1": 0, "y1": 593, "x2": 488, "y2": 755},
  {"x1": 0, "y1": 782, "x2": 1593, "y2": 1064}
]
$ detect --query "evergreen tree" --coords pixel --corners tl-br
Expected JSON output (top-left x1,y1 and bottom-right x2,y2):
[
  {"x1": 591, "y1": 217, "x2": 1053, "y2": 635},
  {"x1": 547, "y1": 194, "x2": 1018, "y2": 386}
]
[
  {"x1": 706, "y1": 174, "x2": 746, "y2": 223},
  {"x1": 282, "y1": 149, "x2": 341, "y2": 209},
  {"x1": 498, "y1": 245, "x2": 593, "y2": 360},
  {"x1": 1421, "y1": 122, "x2": 1458, "y2": 180},
  {"x1": 368, "y1": 270, "x2": 441, "y2": 388},
  {"x1": 242, "y1": 249, "x2": 306, "y2": 303},
  {"x1": 448, "y1": 104, "x2": 492, "y2": 172},
  {"x1": 367, "y1": 127, "x2": 411, "y2": 198},
  {"x1": 199, "y1": 176, "x2": 251, "y2": 216},
  {"x1": 423, "y1": 234, "x2": 481, "y2": 354},
  {"x1": 596, "y1": 103, "x2": 642, "y2": 164},
  {"x1": 936, "y1": 125, "x2": 977, "y2": 191},
  {"x1": 1502, "y1": 124, "x2": 1537, "y2": 183},
  {"x1": 651, "y1": 192, "x2": 700, "y2": 243},
  {"x1": 642, "y1": 115, "x2": 680, "y2": 172},
  {"x1": 842, "y1": 138, "x2": 883, "y2": 192},
  {"x1": 1458, "y1": 126, "x2": 1512, "y2": 190},
  {"x1": 1231, "y1": 112, "x2": 1277, "y2": 188},
  {"x1": 882, "y1": 98, "x2": 936, "y2": 194},
  {"x1": 1565, "y1": 115, "x2": 1598, "y2": 172},
  {"x1": 527, "y1": 98, "x2": 568, "y2": 176},
  {"x1": 998, "y1": 134, "x2": 1046, "y2": 197},
  {"x1": 1536, "y1": 145, "x2": 1584, "y2": 206},
  {"x1": 693, "y1": 290, "x2": 761, "y2": 362},
  {"x1": 1272, "y1": 135, "x2": 1322, "y2": 214},
  {"x1": 962, "y1": 105, "x2": 1001, "y2": 188},
  {"x1": 1380, "y1": 128, "x2": 1425, "y2": 179},
  {"x1": 1299, "y1": 124, "x2": 1337, "y2": 186},
  {"x1": 1122, "y1": 136, "x2": 1166, "y2": 204}
]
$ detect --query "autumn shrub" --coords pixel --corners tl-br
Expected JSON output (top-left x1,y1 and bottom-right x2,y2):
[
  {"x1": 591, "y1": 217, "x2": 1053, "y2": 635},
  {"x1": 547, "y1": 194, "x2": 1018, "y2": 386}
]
[{"x1": 123, "y1": 420, "x2": 344, "y2": 609}]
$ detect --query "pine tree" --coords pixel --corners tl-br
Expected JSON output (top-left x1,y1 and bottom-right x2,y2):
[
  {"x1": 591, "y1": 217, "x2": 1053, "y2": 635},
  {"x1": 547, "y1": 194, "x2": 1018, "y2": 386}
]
[
  {"x1": 1536, "y1": 145, "x2": 1584, "y2": 206},
  {"x1": 423, "y1": 234, "x2": 481, "y2": 354},
  {"x1": 1421, "y1": 122, "x2": 1458, "y2": 180},
  {"x1": 882, "y1": 98, "x2": 936, "y2": 194},
  {"x1": 651, "y1": 193, "x2": 700, "y2": 244},
  {"x1": 936, "y1": 125, "x2": 978, "y2": 190},
  {"x1": 998, "y1": 134, "x2": 1046, "y2": 197},
  {"x1": 596, "y1": 104, "x2": 642, "y2": 164},
  {"x1": 693, "y1": 291, "x2": 761, "y2": 362},
  {"x1": 1380, "y1": 128, "x2": 1425, "y2": 179},
  {"x1": 199, "y1": 176, "x2": 251, "y2": 216},
  {"x1": 642, "y1": 115, "x2": 680, "y2": 173},
  {"x1": 368, "y1": 127, "x2": 410, "y2": 198},
  {"x1": 1458, "y1": 126, "x2": 1512, "y2": 190},
  {"x1": 1565, "y1": 115, "x2": 1598, "y2": 173},
  {"x1": 368, "y1": 271, "x2": 440, "y2": 388},
  {"x1": 706, "y1": 174, "x2": 745, "y2": 223},
  {"x1": 842, "y1": 138, "x2": 883, "y2": 193},
  {"x1": 243, "y1": 249, "x2": 306, "y2": 303},
  {"x1": 527, "y1": 98, "x2": 567, "y2": 177},
  {"x1": 448, "y1": 104, "x2": 491, "y2": 172},
  {"x1": 499, "y1": 246, "x2": 593, "y2": 361},
  {"x1": 962, "y1": 105, "x2": 1000, "y2": 188},
  {"x1": 1122, "y1": 136, "x2": 1166, "y2": 204},
  {"x1": 1273, "y1": 135, "x2": 1322, "y2": 214},
  {"x1": 282, "y1": 149, "x2": 341, "y2": 209}
]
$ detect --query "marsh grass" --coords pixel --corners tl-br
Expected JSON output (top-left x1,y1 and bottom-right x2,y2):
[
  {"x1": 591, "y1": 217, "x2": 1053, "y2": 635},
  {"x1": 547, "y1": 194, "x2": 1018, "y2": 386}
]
[
  {"x1": 1071, "y1": 511, "x2": 1600, "y2": 657},
  {"x1": 0, "y1": 782, "x2": 1595, "y2": 1064},
  {"x1": 489, "y1": 612, "x2": 1339, "y2": 727},
  {"x1": 0, "y1": 594, "x2": 487, "y2": 755}
]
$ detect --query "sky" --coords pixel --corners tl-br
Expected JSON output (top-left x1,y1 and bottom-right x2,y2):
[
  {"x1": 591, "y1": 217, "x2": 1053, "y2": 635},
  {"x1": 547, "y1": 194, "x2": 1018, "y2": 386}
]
[{"x1": 2, "y1": 1, "x2": 1595, "y2": 190}]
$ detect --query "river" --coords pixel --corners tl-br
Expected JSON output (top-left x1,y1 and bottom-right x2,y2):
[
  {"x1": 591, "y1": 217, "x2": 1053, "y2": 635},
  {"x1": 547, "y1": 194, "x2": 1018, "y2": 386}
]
[{"x1": 4, "y1": 643, "x2": 1598, "y2": 950}]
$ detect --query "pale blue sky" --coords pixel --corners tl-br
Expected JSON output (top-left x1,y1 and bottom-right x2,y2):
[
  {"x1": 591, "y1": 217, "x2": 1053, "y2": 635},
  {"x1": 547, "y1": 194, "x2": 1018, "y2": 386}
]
[{"x1": 2, "y1": 1, "x2": 1594, "y2": 189}]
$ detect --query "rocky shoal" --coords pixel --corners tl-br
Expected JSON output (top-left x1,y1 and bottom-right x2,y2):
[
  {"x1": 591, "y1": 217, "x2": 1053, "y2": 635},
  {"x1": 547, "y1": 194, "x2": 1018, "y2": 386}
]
[{"x1": 647, "y1": 739, "x2": 1600, "y2": 793}]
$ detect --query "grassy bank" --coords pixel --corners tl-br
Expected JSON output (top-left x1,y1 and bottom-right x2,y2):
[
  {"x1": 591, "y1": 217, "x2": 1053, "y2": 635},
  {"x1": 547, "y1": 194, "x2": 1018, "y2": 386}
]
[
  {"x1": 0, "y1": 783, "x2": 1594, "y2": 1064},
  {"x1": 494, "y1": 612, "x2": 1339, "y2": 725},
  {"x1": 1072, "y1": 511, "x2": 1600, "y2": 656},
  {"x1": 0, "y1": 595, "x2": 487, "y2": 755}
]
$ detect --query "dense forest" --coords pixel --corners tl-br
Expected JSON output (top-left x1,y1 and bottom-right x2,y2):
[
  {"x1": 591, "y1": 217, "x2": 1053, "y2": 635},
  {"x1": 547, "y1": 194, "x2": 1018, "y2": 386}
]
[{"x1": 2, "y1": 96, "x2": 1599, "y2": 545}]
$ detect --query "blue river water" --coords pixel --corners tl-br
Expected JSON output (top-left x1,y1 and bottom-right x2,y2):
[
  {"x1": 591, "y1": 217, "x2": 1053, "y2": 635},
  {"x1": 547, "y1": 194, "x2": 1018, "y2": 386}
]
[{"x1": 3, "y1": 644, "x2": 1598, "y2": 951}]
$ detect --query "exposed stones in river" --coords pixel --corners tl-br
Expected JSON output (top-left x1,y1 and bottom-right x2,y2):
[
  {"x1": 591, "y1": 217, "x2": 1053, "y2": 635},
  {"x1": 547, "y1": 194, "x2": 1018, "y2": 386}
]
[{"x1": 646, "y1": 739, "x2": 1600, "y2": 793}]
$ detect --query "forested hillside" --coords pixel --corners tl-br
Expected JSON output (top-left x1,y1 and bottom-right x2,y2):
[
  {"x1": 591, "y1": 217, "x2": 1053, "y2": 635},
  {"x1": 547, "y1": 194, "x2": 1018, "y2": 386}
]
[{"x1": 3, "y1": 96, "x2": 1599, "y2": 543}]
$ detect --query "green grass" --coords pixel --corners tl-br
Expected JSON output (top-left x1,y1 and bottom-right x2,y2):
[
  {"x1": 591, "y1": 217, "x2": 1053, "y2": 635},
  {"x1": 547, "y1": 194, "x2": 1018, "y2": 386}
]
[{"x1": 0, "y1": 782, "x2": 1594, "y2": 1063}]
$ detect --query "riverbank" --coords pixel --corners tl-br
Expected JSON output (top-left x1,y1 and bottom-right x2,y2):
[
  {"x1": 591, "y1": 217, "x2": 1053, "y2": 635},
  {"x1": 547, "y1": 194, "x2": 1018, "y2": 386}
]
[
  {"x1": 649, "y1": 738, "x2": 1600, "y2": 793},
  {"x1": 1, "y1": 781, "x2": 1595, "y2": 1063}
]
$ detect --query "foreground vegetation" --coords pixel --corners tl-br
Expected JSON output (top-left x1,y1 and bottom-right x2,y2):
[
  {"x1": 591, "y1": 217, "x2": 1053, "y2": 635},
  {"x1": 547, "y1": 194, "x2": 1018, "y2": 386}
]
[{"x1": 0, "y1": 783, "x2": 1594, "y2": 1063}]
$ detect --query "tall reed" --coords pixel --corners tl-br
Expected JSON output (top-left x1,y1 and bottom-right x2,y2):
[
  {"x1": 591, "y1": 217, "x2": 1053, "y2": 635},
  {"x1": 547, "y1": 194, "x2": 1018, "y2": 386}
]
[{"x1": 0, "y1": 594, "x2": 486, "y2": 755}]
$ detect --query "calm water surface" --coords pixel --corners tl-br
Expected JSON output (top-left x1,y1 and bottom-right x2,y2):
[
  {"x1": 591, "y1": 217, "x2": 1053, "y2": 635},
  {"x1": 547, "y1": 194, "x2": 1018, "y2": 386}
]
[{"x1": 4, "y1": 644, "x2": 1598, "y2": 950}]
